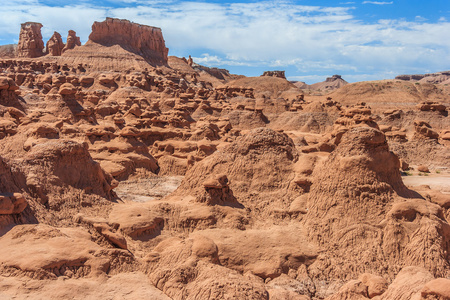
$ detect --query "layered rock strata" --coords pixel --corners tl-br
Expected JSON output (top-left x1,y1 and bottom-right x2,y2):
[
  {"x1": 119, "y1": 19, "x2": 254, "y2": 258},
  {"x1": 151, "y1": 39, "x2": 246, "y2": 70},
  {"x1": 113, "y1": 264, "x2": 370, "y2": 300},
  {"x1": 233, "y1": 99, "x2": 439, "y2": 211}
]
[
  {"x1": 46, "y1": 31, "x2": 64, "y2": 56},
  {"x1": 17, "y1": 22, "x2": 44, "y2": 58},
  {"x1": 62, "y1": 30, "x2": 81, "y2": 53},
  {"x1": 88, "y1": 18, "x2": 168, "y2": 65}
]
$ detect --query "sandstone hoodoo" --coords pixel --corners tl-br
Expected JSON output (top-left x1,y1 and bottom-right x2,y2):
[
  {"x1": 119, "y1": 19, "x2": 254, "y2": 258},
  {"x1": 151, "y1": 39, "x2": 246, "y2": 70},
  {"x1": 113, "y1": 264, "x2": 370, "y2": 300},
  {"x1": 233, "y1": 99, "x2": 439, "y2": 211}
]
[
  {"x1": 17, "y1": 22, "x2": 44, "y2": 58},
  {"x1": 46, "y1": 31, "x2": 64, "y2": 56},
  {"x1": 0, "y1": 16, "x2": 449, "y2": 300},
  {"x1": 88, "y1": 18, "x2": 168, "y2": 65},
  {"x1": 62, "y1": 30, "x2": 81, "y2": 53}
]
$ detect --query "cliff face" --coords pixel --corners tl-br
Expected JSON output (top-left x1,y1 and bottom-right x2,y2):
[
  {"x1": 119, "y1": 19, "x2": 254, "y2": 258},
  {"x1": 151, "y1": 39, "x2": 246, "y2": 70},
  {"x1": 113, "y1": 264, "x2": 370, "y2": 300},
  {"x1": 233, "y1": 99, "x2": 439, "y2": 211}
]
[
  {"x1": 395, "y1": 71, "x2": 450, "y2": 85},
  {"x1": 17, "y1": 22, "x2": 44, "y2": 58},
  {"x1": 88, "y1": 18, "x2": 168, "y2": 65}
]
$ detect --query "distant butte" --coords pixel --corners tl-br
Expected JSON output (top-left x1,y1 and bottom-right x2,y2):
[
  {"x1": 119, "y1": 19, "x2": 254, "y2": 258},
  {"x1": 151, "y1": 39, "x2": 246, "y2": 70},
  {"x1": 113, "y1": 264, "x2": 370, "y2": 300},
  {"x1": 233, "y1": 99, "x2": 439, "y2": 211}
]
[{"x1": 88, "y1": 18, "x2": 168, "y2": 65}]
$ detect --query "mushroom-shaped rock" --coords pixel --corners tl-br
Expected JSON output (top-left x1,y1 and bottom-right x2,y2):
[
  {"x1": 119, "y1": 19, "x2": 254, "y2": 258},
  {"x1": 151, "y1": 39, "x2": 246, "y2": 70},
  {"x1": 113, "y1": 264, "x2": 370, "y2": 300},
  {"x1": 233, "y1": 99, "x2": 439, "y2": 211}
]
[
  {"x1": 0, "y1": 77, "x2": 19, "y2": 91},
  {"x1": 99, "y1": 74, "x2": 115, "y2": 85},
  {"x1": 203, "y1": 174, "x2": 228, "y2": 189},
  {"x1": 127, "y1": 103, "x2": 142, "y2": 117},
  {"x1": 80, "y1": 76, "x2": 95, "y2": 85},
  {"x1": 59, "y1": 83, "x2": 77, "y2": 95}
]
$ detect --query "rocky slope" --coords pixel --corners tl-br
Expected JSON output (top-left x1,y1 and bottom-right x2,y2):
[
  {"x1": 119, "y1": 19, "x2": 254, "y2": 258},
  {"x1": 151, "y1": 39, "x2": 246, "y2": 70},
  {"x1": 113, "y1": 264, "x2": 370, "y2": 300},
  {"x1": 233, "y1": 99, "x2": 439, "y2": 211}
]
[
  {"x1": 292, "y1": 75, "x2": 349, "y2": 94},
  {"x1": 0, "y1": 18, "x2": 449, "y2": 300},
  {"x1": 396, "y1": 71, "x2": 450, "y2": 85}
]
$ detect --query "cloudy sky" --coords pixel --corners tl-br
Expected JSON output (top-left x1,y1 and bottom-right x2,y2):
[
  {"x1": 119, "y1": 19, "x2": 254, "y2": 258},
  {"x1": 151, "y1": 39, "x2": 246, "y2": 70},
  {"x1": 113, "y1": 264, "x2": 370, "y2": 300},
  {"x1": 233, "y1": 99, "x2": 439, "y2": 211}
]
[{"x1": 0, "y1": 0, "x2": 449, "y2": 83}]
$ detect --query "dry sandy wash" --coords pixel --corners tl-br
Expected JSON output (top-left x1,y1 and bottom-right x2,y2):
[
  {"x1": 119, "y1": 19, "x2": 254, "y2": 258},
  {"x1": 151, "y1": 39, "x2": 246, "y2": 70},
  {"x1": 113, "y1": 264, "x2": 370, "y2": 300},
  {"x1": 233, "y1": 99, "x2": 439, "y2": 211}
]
[{"x1": 0, "y1": 18, "x2": 450, "y2": 300}]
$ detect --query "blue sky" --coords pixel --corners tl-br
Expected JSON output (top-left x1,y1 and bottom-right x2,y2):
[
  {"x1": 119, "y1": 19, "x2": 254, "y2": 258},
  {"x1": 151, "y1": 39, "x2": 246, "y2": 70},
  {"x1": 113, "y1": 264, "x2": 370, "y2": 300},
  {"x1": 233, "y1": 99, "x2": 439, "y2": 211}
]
[{"x1": 0, "y1": 0, "x2": 449, "y2": 83}]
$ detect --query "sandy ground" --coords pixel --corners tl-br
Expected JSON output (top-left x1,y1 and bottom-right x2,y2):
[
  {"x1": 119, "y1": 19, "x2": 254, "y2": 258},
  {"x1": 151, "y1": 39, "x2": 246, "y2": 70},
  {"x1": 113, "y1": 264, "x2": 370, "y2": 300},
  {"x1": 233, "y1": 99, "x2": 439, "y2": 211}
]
[
  {"x1": 115, "y1": 176, "x2": 184, "y2": 202},
  {"x1": 402, "y1": 174, "x2": 450, "y2": 194}
]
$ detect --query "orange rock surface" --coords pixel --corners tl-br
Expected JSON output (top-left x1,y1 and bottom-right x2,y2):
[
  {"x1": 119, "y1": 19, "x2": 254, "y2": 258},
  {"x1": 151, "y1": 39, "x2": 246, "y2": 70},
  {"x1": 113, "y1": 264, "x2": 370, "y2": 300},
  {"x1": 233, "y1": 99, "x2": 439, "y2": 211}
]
[{"x1": 0, "y1": 18, "x2": 449, "y2": 300}]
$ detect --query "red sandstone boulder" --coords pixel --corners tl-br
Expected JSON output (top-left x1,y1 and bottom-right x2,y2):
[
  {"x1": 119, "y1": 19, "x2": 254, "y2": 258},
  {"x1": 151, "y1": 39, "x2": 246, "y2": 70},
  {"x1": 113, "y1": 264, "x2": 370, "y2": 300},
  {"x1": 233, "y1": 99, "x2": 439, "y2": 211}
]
[
  {"x1": 421, "y1": 278, "x2": 450, "y2": 299},
  {"x1": 414, "y1": 120, "x2": 439, "y2": 139},
  {"x1": 417, "y1": 165, "x2": 430, "y2": 173},
  {"x1": 416, "y1": 101, "x2": 446, "y2": 112}
]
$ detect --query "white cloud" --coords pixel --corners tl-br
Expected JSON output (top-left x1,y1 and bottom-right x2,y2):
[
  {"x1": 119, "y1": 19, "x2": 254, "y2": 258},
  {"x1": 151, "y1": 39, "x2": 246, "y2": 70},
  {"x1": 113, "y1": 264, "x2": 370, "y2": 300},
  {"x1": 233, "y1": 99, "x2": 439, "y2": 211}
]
[
  {"x1": 0, "y1": 4, "x2": 106, "y2": 43},
  {"x1": 0, "y1": 1, "x2": 448, "y2": 83},
  {"x1": 415, "y1": 16, "x2": 427, "y2": 22},
  {"x1": 362, "y1": 1, "x2": 393, "y2": 5}
]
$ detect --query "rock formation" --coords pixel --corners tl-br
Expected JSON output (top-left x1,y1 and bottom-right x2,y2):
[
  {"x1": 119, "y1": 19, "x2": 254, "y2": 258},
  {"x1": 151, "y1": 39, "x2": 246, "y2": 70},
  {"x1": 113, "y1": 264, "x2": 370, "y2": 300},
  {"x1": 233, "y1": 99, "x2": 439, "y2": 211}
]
[
  {"x1": 62, "y1": 30, "x2": 81, "y2": 53},
  {"x1": 396, "y1": 71, "x2": 450, "y2": 84},
  {"x1": 0, "y1": 19, "x2": 449, "y2": 300},
  {"x1": 262, "y1": 70, "x2": 286, "y2": 79},
  {"x1": 309, "y1": 74, "x2": 348, "y2": 92},
  {"x1": 17, "y1": 22, "x2": 44, "y2": 58},
  {"x1": 46, "y1": 31, "x2": 64, "y2": 56},
  {"x1": 0, "y1": 44, "x2": 17, "y2": 58},
  {"x1": 88, "y1": 18, "x2": 168, "y2": 65}
]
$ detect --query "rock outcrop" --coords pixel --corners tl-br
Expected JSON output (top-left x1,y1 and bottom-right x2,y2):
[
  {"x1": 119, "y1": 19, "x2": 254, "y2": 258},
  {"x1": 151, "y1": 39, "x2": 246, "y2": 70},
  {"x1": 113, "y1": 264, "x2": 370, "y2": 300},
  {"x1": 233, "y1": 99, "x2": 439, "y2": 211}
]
[
  {"x1": 309, "y1": 74, "x2": 348, "y2": 91},
  {"x1": 396, "y1": 71, "x2": 450, "y2": 84},
  {"x1": 46, "y1": 32, "x2": 64, "y2": 56},
  {"x1": 17, "y1": 22, "x2": 44, "y2": 58},
  {"x1": 62, "y1": 30, "x2": 81, "y2": 53},
  {"x1": 0, "y1": 18, "x2": 449, "y2": 300},
  {"x1": 0, "y1": 44, "x2": 17, "y2": 58},
  {"x1": 262, "y1": 70, "x2": 286, "y2": 79},
  {"x1": 88, "y1": 18, "x2": 168, "y2": 65}
]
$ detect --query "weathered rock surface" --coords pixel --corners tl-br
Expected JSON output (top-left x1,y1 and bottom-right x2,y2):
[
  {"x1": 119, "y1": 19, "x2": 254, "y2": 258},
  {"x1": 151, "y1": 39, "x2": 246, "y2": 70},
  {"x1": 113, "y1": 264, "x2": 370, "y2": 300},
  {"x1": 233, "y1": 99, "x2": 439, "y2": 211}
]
[
  {"x1": 0, "y1": 44, "x2": 17, "y2": 58},
  {"x1": 88, "y1": 18, "x2": 168, "y2": 65},
  {"x1": 62, "y1": 30, "x2": 81, "y2": 53},
  {"x1": 17, "y1": 22, "x2": 44, "y2": 58},
  {"x1": 262, "y1": 70, "x2": 286, "y2": 78},
  {"x1": 0, "y1": 18, "x2": 449, "y2": 300},
  {"x1": 46, "y1": 31, "x2": 65, "y2": 56}
]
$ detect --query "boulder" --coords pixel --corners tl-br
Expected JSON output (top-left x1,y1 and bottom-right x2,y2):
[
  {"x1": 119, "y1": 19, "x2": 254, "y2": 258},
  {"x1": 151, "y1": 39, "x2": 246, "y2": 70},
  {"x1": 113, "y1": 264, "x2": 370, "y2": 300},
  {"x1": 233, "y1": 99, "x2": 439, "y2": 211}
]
[
  {"x1": 414, "y1": 120, "x2": 439, "y2": 139},
  {"x1": 59, "y1": 83, "x2": 77, "y2": 95},
  {"x1": 421, "y1": 278, "x2": 450, "y2": 299},
  {"x1": 417, "y1": 165, "x2": 430, "y2": 173}
]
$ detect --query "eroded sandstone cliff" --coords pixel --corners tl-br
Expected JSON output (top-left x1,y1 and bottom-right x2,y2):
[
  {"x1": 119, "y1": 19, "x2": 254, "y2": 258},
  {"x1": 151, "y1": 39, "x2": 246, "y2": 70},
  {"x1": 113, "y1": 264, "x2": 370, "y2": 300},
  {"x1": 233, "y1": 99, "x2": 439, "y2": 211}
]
[{"x1": 88, "y1": 18, "x2": 168, "y2": 65}]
